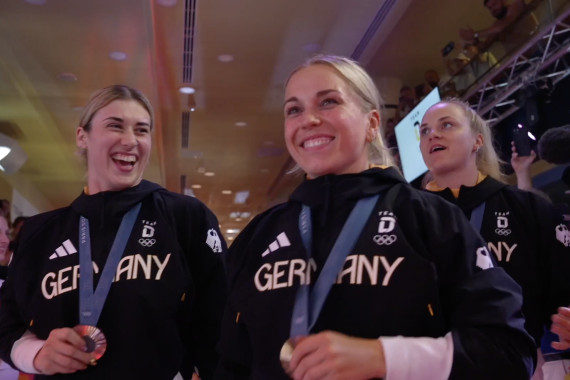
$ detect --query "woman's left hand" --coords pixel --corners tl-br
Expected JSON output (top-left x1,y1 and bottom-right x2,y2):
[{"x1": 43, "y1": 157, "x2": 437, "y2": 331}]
[
  {"x1": 288, "y1": 331, "x2": 385, "y2": 380},
  {"x1": 551, "y1": 306, "x2": 570, "y2": 351}
]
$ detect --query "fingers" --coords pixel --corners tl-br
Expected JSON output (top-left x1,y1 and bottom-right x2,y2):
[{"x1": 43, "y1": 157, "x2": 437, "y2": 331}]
[
  {"x1": 33, "y1": 328, "x2": 95, "y2": 375},
  {"x1": 550, "y1": 307, "x2": 570, "y2": 351}
]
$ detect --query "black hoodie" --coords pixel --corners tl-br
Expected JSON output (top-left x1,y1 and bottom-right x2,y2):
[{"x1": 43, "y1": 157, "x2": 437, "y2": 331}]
[
  {"x1": 0, "y1": 180, "x2": 227, "y2": 380},
  {"x1": 428, "y1": 175, "x2": 570, "y2": 346},
  {"x1": 217, "y1": 167, "x2": 535, "y2": 380}
]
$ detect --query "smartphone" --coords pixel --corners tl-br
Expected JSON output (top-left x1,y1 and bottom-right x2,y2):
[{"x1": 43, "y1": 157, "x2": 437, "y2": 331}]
[{"x1": 513, "y1": 124, "x2": 532, "y2": 156}]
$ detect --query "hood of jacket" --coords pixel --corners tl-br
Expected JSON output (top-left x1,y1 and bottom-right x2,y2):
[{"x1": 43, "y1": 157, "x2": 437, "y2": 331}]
[{"x1": 71, "y1": 179, "x2": 162, "y2": 228}]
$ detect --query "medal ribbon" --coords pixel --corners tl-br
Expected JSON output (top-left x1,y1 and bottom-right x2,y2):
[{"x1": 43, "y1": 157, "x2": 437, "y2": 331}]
[
  {"x1": 79, "y1": 202, "x2": 142, "y2": 326},
  {"x1": 290, "y1": 195, "x2": 379, "y2": 337},
  {"x1": 469, "y1": 202, "x2": 486, "y2": 232}
]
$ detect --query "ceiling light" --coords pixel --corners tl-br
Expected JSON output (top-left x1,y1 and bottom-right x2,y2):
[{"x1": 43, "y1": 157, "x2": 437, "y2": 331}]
[
  {"x1": 227, "y1": 236, "x2": 234, "y2": 241},
  {"x1": 226, "y1": 228, "x2": 241, "y2": 234},
  {"x1": 235, "y1": 121, "x2": 247, "y2": 127},
  {"x1": 57, "y1": 72, "x2": 78, "y2": 82},
  {"x1": 218, "y1": 54, "x2": 234, "y2": 62},
  {"x1": 190, "y1": 107, "x2": 196, "y2": 112},
  {"x1": 0, "y1": 133, "x2": 27, "y2": 174},
  {"x1": 197, "y1": 167, "x2": 206, "y2": 173},
  {"x1": 221, "y1": 190, "x2": 232, "y2": 195},
  {"x1": 234, "y1": 191, "x2": 249, "y2": 204},
  {"x1": 0, "y1": 147, "x2": 11, "y2": 161},
  {"x1": 235, "y1": 218, "x2": 242, "y2": 222},
  {"x1": 179, "y1": 86, "x2": 195, "y2": 94},
  {"x1": 109, "y1": 51, "x2": 128, "y2": 61},
  {"x1": 156, "y1": 0, "x2": 177, "y2": 6},
  {"x1": 204, "y1": 172, "x2": 215, "y2": 177},
  {"x1": 191, "y1": 184, "x2": 202, "y2": 189},
  {"x1": 240, "y1": 212, "x2": 251, "y2": 218}
]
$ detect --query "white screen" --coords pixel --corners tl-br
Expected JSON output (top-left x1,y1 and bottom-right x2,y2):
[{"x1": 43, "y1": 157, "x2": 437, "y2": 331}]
[{"x1": 394, "y1": 87, "x2": 441, "y2": 182}]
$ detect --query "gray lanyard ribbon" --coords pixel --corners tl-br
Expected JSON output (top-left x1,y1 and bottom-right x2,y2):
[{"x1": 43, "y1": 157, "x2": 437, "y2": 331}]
[
  {"x1": 79, "y1": 202, "x2": 141, "y2": 326},
  {"x1": 289, "y1": 195, "x2": 379, "y2": 337},
  {"x1": 469, "y1": 202, "x2": 486, "y2": 232}
]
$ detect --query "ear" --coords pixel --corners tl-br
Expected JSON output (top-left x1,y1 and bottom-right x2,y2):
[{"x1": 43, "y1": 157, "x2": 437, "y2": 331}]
[
  {"x1": 473, "y1": 133, "x2": 483, "y2": 152},
  {"x1": 76, "y1": 127, "x2": 87, "y2": 150},
  {"x1": 366, "y1": 110, "x2": 381, "y2": 143}
]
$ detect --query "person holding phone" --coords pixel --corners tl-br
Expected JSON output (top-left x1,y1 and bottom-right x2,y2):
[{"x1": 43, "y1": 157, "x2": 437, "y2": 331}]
[
  {"x1": 419, "y1": 98, "x2": 570, "y2": 379},
  {"x1": 216, "y1": 55, "x2": 536, "y2": 380}
]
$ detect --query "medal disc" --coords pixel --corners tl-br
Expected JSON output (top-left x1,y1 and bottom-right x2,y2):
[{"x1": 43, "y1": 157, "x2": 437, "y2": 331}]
[
  {"x1": 280, "y1": 339, "x2": 295, "y2": 374},
  {"x1": 73, "y1": 325, "x2": 107, "y2": 360}
]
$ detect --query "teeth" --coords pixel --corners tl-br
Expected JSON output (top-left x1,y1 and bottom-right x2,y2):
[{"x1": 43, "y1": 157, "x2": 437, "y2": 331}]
[
  {"x1": 431, "y1": 146, "x2": 445, "y2": 153},
  {"x1": 303, "y1": 137, "x2": 332, "y2": 148},
  {"x1": 113, "y1": 154, "x2": 136, "y2": 163}
]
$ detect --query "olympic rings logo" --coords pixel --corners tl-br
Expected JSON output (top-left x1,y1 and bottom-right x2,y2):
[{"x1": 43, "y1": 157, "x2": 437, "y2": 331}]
[
  {"x1": 495, "y1": 228, "x2": 511, "y2": 236},
  {"x1": 373, "y1": 234, "x2": 397, "y2": 245},
  {"x1": 138, "y1": 238, "x2": 156, "y2": 247}
]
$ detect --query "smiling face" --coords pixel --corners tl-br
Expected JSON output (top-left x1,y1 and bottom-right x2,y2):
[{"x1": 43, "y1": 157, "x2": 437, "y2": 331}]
[
  {"x1": 283, "y1": 64, "x2": 379, "y2": 178},
  {"x1": 419, "y1": 102, "x2": 482, "y2": 178},
  {"x1": 76, "y1": 99, "x2": 152, "y2": 194}
]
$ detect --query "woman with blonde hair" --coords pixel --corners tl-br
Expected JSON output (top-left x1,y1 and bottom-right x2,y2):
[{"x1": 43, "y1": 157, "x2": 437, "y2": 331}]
[
  {"x1": 216, "y1": 55, "x2": 535, "y2": 380},
  {"x1": 420, "y1": 98, "x2": 570, "y2": 379}
]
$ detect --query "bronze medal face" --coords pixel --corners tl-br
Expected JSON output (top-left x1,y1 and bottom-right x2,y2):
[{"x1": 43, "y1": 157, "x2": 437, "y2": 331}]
[
  {"x1": 280, "y1": 338, "x2": 295, "y2": 374},
  {"x1": 74, "y1": 325, "x2": 107, "y2": 360}
]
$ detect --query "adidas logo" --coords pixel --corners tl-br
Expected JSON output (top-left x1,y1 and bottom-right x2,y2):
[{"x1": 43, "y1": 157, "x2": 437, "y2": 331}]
[
  {"x1": 261, "y1": 232, "x2": 290, "y2": 257},
  {"x1": 49, "y1": 239, "x2": 77, "y2": 260}
]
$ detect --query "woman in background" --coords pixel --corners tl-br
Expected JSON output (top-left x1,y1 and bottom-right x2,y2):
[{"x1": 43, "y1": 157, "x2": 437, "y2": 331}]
[
  {"x1": 419, "y1": 98, "x2": 570, "y2": 379},
  {"x1": 0, "y1": 85, "x2": 227, "y2": 380},
  {"x1": 0, "y1": 214, "x2": 19, "y2": 380},
  {"x1": 216, "y1": 54, "x2": 535, "y2": 380}
]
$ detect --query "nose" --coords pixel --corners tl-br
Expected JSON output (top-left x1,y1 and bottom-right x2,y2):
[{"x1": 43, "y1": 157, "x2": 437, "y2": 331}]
[
  {"x1": 121, "y1": 128, "x2": 138, "y2": 146},
  {"x1": 302, "y1": 111, "x2": 322, "y2": 129}
]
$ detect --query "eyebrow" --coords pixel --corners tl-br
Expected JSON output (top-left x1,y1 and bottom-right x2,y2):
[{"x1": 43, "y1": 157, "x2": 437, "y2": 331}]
[
  {"x1": 420, "y1": 116, "x2": 453, "y2": 128},
  {"x1": 103, "y1": 116, "x2": 151, "y2": 127},
  {"x1": 283, "y1": 89, "x2": 339, "y2": 107}
]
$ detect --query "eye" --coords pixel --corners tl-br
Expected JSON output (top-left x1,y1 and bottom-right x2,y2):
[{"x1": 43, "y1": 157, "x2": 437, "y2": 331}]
[
  {"x1": 108, "y1": 123, "x2": 122, "y2": 130},
  {"x1": 419, "y1": 127, "x2": 431, "y2": 136},
  {"x1": 135, "y1": 126, "x2": 151, "y2": 134},
  {"x1": 442, "y1": 121, "x2": 453, "y2": 129},
  {"x1": 285, "y1": 105, "x2": 302, "y2": 117},
  {"x1": 321, "y1": 98, "x2": 338, "y2": 107}
]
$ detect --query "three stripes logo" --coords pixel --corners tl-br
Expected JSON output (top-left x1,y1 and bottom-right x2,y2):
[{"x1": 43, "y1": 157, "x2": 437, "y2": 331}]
[
  {"x1": 261, "y1": 232, "x2": 290, "y2": 257},
  {"x1": 49, "y1": 239, "x2": 77, "y2": 260}
]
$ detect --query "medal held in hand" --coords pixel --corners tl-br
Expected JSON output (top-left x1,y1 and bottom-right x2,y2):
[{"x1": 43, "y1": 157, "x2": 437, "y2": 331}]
[
  {"x1": 279, "y1": 338, "x2": 295, "y2": 374},
  {"x1": 73, "y1": 325, "x2": 107, "y2": 361},
  {"x1": 76, "y1": 203, "x2": 141, "y2": 363},
  {"x1": 282, "y1": 196, "x2": 379, "y2": 375}
]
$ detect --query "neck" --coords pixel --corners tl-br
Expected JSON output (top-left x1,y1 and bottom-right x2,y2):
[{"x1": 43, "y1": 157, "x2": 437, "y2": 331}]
[{"x1": 432, "y1": 165, "x2": 479, "y2": 189}]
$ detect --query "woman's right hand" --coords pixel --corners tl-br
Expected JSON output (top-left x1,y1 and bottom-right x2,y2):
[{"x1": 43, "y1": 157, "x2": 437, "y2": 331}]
[{"x1": 33, "y1": 327, "x2": 94, "y2": 374}]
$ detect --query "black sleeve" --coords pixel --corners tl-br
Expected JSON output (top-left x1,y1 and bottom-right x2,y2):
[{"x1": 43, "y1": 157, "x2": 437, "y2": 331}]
[
  {"x1": 214, "y1": 214, "x2": 267, "y2": 379},
  {"x1": 163, "y1": 195, "x2": 228, "y2": 380},
  {"x1": 532, "y1": 196, "x2": 570, "y2": 324}
]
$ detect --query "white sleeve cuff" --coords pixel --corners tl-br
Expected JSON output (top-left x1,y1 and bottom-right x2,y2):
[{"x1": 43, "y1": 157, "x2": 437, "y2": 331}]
[
  {"x1": 381, "y1": 332, "x2": 454, "y2": 380},
  {"x1": 11, "y1": 330, "x2": 44, "y2": 374}
]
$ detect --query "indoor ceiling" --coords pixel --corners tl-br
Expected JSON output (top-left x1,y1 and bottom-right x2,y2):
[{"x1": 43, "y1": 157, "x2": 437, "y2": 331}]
[{"x1": 0, "y1": 0, "x2": 510, "y2": 241}]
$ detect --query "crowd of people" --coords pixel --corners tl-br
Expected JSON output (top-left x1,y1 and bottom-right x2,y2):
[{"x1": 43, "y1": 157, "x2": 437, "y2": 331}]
[
  {"x1": 0, "y1": 52, "x2": 566, "y2": 380},
  {"x1": 0, "y1": 2, "x2": 567, "y2": 379}
]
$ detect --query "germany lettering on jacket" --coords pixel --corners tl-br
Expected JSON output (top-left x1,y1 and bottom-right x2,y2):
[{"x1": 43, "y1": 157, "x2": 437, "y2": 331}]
[
  {"x1": 41, "y1": 253, "x2": 171, "y2": 299},
  {"x1": 254, "y1": 255, "x2": 405, "y2": 291}
]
